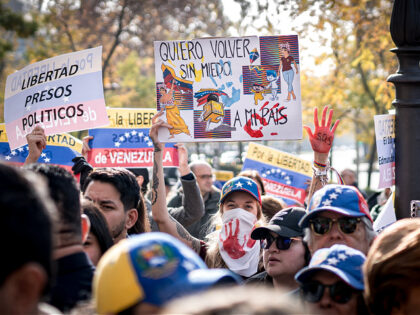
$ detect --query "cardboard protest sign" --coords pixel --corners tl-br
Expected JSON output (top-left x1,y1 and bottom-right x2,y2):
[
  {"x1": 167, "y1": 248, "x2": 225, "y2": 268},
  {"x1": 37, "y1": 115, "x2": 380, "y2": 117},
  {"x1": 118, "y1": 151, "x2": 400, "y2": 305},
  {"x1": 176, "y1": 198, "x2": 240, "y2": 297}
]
[
  {"x1": 154, "y1": 35, "x2": 302, "y2": 143},
  {"x1": 373, "y1": 191, "x2": 396, "y2": 233},
  {"x1": 374, "y1": 114, "x2": 395, "y2": 188},
  {"x1": 213, "y1": 170, "x2": 234, "y2": 190},
  {"x1": 242, "y1": 142, "x2": 311, "y2": 205},
  {"x1": 4, "y1": 46, "x2": 109, "y2": 150},
  {"x1": 87, "y1": 108, "x2": 178, "y2": 168},
  {"x1": 0, "y1": 124, "x2": 82, "y2": 171}
]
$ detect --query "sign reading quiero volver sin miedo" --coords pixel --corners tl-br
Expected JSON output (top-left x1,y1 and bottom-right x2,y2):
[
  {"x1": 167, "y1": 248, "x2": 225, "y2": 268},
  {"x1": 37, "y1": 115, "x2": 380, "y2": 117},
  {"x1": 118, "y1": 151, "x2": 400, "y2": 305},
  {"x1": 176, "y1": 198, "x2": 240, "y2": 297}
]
[
  {"x1": 4, "y1": 46, "x2": 109, "y2": 150},
  {"x1": 154, "y1": 35, "x2": 302, "y2": 143}
]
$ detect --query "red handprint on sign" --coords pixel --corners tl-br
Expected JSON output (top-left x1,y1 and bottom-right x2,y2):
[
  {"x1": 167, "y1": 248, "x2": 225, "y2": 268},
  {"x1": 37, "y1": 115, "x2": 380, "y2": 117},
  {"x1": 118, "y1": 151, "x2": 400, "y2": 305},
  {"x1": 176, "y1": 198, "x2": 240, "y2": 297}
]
[{"x1": 219, "y1": 219, "x2": 256, "y2": 259}]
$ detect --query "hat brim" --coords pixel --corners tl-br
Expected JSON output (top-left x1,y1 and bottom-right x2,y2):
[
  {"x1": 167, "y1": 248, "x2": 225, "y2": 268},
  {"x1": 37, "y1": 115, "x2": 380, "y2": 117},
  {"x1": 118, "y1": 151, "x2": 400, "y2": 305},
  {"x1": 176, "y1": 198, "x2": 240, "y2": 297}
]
[
  {"x1": 220, "y1": 189, "x2": 261, "y2": 205},
  {"x1": 299, "y1": 207, "x2": 367, "y2": 228},
  {"x1": 295, "y1": 265, "x2": 364, "y2": 290},
  {"x1": 251, "y1": 225, "x2": 303, "y2": 240}
]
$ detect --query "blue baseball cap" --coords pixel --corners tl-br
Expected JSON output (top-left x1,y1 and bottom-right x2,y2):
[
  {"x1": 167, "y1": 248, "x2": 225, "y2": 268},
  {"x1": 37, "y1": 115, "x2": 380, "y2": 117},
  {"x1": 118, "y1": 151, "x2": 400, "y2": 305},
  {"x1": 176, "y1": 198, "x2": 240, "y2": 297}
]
[
  {"x1": 220, "y1": 176, "x2": 261, "y2": 205},
  {"x1": 93, "y1": 232, "x2": 241, "y2": 314},
  {"x1": 299, "y1": 184, "x2": 373, "y2": 228},
  {"x1": 295, "y1": 244, "x2": 366, "y2": 290}
]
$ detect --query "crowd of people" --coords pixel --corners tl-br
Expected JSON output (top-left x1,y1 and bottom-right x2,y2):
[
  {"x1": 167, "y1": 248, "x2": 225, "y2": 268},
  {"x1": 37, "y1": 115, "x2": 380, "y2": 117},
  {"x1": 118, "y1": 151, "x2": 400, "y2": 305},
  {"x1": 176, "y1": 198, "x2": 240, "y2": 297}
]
[{"x1": 1, "y1": 106, "x2": 416, "y2": 315}]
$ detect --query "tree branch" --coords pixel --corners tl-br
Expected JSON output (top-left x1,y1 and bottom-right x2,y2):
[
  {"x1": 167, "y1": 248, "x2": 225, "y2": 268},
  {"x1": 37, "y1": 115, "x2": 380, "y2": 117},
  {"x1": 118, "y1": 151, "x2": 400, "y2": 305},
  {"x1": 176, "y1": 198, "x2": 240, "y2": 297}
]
[
  {"x1": 57, "y1": 15, "x2": 76, "y2": 51},
  {"x1": 102, "y1": 0, "x2": 128, "y2": 76}
]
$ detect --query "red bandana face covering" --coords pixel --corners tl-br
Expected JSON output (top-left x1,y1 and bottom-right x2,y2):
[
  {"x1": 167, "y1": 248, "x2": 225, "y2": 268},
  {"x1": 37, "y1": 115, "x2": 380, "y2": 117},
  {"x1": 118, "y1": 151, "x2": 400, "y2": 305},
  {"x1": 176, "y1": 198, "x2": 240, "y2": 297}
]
[{"x1": 218, "y1": 208, "x2": 260, "y2": 277}]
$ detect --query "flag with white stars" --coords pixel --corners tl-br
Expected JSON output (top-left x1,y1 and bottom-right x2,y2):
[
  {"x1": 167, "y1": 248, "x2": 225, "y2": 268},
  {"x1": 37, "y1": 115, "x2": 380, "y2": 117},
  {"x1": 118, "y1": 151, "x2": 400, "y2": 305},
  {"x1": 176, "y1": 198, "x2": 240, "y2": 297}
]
[
  {"x1": 0, "y1": 124, "x2": 82, "y2": 172},
  {"x1": 87, "y1": 128, "x2": 178, "y2": 168},
  {"x1": 374, "y1": 114, "x2": 395, "y2": 188},
  {"x1": 242, "y1": 142, "x2": 311, "y2": 206},
  {"x1": 213, "y1": 170, "x2": 234, "y2": 190}
]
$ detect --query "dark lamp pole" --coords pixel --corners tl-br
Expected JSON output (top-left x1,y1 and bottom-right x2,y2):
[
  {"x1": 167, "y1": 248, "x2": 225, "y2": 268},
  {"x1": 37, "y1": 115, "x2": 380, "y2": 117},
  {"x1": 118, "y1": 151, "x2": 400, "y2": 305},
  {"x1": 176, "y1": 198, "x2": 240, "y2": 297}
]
[{"x1": 387, "y1": 0, "x2": 420, "y2": 219}]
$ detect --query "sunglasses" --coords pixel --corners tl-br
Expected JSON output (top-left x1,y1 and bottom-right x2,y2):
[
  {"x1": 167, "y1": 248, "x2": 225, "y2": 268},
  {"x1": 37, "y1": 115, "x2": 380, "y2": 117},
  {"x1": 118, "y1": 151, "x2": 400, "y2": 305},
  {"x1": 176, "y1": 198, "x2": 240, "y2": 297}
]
[
  {"x1": 309, "y1": 217, "x2": 361, "y2": 235},
  {"x1": 300, "y1": 281, "x2": 355, "y2": 304},
  {"x1": 262, "y1": 234, "x2": 300, "y2": 250}
]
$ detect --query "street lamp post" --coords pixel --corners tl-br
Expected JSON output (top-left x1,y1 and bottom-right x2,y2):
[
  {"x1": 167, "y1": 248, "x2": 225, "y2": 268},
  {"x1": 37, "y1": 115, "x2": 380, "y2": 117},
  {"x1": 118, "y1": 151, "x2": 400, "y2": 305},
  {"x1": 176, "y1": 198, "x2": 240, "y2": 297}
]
[{"x1": 387, "y1": 0, "x2": 420, "y2": 219}]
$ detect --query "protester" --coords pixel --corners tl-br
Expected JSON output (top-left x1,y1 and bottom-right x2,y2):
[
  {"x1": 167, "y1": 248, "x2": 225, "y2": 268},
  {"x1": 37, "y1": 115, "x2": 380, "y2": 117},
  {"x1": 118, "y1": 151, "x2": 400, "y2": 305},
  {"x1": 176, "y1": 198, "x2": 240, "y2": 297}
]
[
  {"x1": 150, "y1": 111, "x2": 265, "y2": 278},
  {"x1": 295, "y1": 244, "x2": 369, "y2": 315},
  {"x1": 82, "y1": 200, "x2": 114, "y2": 266},
  {"x1": 93, "y1": 232, "x2": 240, "y2": 314},
  {"x1": 0, "y1": 163, "x2": 60, "y2": 315},
  {"x1": 82, "y1": 167, "x2": 150, "y2": 242},
  {"x1": 299, "y1": 184, "x2": 376, "y2": 255},
  {"x1": 247, "y1": 207, "x2": 310, "y2": 290},
  {"x1": 340, "y1": 168, "x2": 368, "y2": 199},
  {"x1": 260, "y1": 195, "x2": 287, "y2": 220},
  {"x1": 162, "y1": 285, "x2": 306, "y2": 314},
  {"x1": 364, "y1": 218, "x2": 420, "y2": 315},
  {"x1": 24, "y1": 162, "x2": 94, "y2": 312},
  {"x1": 168, "y1": 159, "x2": 220, "y2": 240},
  {"x1": 81, "y1": 137, "x2": 205, "y2": 234}
]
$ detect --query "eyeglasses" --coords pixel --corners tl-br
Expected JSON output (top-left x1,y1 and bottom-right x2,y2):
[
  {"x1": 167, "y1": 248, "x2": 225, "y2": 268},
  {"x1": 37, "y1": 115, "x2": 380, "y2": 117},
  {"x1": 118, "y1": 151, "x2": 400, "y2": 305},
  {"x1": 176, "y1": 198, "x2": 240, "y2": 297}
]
[
  {"x1": 309, "y1": 217, "x2": 361, "y2": 235},
  {"x1": 300, "y1": 281, "x2": 355, "y2": 304},
  {"x1": 262, "y1": 234, "x2": 300, "y2": 250},
  {"x1": 197, "y1": 174, "x2": 213, "y2": 180}
]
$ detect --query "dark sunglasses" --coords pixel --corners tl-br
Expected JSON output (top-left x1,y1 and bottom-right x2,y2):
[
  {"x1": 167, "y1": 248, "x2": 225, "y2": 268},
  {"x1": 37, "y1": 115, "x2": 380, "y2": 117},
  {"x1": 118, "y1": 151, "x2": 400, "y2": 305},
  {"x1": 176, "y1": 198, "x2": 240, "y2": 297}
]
[
  {"x1": 300, "y1": 281, "x2": 355, "y2": 304},
  {"x1": 309, "y1": 217, "x2": 361, "y2": 235},
  {"x1": 262, "y1": 234, "x2": 300, "y2": 250}
]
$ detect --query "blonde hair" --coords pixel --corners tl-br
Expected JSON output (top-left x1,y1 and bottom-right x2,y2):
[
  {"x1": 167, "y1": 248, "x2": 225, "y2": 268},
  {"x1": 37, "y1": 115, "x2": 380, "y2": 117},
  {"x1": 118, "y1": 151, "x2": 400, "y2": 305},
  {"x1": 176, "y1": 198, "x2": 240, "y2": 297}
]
[
  {"x1": 204, "y1": 199, "x2": 264, "y2": 269},
  {"x1": 364, "y1": 218, "x2": 420, "y2": 315}
]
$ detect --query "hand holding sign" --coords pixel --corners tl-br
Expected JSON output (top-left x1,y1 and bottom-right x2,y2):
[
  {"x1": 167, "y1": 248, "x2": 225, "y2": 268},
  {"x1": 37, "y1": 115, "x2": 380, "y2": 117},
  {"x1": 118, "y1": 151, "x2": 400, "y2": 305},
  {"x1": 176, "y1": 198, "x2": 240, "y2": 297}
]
[
  {"x1": 25, "y1": 125, "x2": 47, "y2": 164},
  {"x1": 304, "y1": 106, "x2": 339, "y2": 155},
  {"x1": 150, "y1": 111, "x2": 172, "y2": 151},
  {"x1": 82, "y1": 135, "x2": 93, "y2": 159}
]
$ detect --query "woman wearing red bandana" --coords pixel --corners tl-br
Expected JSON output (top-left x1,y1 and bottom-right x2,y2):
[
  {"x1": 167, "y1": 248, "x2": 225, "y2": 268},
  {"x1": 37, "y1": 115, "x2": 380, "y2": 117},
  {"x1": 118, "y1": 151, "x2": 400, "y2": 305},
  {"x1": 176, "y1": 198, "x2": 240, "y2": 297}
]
[{"x1": 149, "y1": 111, "x2": 264, "y2": 278}]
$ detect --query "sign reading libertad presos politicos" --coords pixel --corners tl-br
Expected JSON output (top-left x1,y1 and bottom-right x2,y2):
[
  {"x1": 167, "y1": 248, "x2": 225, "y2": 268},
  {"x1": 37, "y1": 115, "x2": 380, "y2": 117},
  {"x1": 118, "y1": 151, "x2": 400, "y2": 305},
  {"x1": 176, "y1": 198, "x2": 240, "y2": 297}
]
[{"x1": 4, "y1": 46, "x2": 109, "y2": 150}]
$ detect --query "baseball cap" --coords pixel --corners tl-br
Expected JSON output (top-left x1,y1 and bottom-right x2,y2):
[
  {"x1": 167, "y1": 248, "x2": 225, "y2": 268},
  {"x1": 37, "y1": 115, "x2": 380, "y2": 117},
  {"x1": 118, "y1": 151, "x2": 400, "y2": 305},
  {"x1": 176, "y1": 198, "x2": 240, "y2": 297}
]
[
  {"x1": 93, "y1": 232, "x2": 240, "y2": 314},
  {"x1": 299, "y1": 184, "x2": 373, "y2": 228},
  {"x1": 251, "y1": 207, "x2": 306, "y2": 240},
  {"x1": 220, "y1": 176, "x2": 261, "y2": 205},
  {"x1": 295, "y1": 244, "x2": 366, "y2": 290}
]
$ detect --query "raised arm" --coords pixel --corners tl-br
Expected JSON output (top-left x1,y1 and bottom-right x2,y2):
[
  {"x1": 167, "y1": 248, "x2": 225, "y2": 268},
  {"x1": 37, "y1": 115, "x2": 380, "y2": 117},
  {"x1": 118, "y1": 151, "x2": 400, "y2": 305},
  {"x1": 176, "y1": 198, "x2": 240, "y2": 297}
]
[
  {"x1": 150, "y1": 113, "x2": 201, "y2": 253},
  {"x1": 304, "y1": 106, "x2": 340, "y2": 204},
  {"x1": 167, "y1": 143, "x2": 205, "y2": 226},
  {"x1": 24, "y1": 125, "x2": 47, "y2": 165}
]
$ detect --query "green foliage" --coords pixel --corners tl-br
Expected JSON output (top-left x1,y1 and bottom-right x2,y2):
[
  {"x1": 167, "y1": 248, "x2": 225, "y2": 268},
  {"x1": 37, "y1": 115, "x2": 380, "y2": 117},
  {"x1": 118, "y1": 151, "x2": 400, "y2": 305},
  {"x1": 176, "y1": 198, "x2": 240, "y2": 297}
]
[
  {"x1": 105, "y1": 51, "x2": 156, "y2": 108},
  {"x1": 0, "y1": 2, "x2": 37, "y2": 60}
]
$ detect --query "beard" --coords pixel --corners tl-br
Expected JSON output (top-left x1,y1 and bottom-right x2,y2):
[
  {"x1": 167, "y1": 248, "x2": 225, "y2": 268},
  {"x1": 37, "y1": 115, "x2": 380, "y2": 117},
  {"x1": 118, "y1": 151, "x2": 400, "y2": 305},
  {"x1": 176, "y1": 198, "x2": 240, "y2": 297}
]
[{"x1": 111, "y1": 218, "x2": 126, "y2": 240}]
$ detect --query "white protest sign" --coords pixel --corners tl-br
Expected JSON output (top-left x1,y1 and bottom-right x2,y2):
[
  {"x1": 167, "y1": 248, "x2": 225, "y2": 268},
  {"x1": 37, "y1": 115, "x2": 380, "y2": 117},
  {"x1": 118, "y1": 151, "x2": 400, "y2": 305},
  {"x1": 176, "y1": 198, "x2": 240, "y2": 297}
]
[
  {"x1": 154, "y1": 35, "x2": 302, "y2": 142},
  {"x1": 373, "y1": 191, "x2": 396, "y2": 233},
  {"x1": 374, "y1": 114, "x2": 395, "y2": 189},
  {"x1": 4, "y1": 46, "x2": 109, "y2": 150}
]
